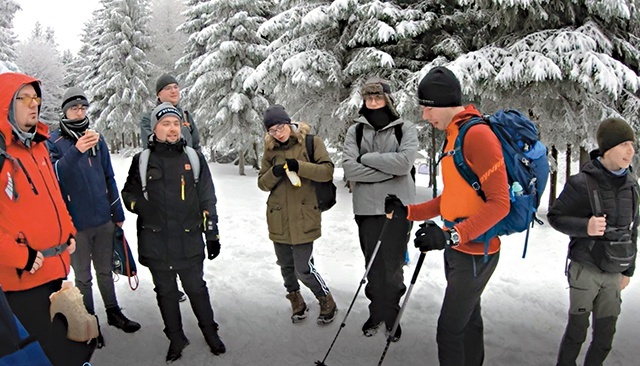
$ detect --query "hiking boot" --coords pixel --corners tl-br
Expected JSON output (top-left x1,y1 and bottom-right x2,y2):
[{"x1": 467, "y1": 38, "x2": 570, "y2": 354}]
[
  {"x1": 178, "y1": 290, "x2": 187, "y2": 303},
  {"x1": 285, "y1": 290, "x2": 308, "y2": 323},
  {"x1": 362, "y1": 317, "x2": 382, "y2": 337},
  {"x1": 317, "y1": 293, "x2": 337, "y2": 325},
  {"x1": 385, "y1": 323, "x2": 402, "y2": 342},
  {"x1": 204, "y1": 332, "x2": 226, "y2": 355},
  {"x1": 166, "y1": 335, "x2": 189, "y2": 363},
  {"x1": 106, "y1": 307, "x2": 141, "y2": 333}
]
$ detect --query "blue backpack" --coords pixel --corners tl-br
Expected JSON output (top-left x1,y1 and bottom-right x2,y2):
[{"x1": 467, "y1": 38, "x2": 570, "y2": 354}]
[{"x1": 447, "y1": 109, "x2": 550, "y2": 258}]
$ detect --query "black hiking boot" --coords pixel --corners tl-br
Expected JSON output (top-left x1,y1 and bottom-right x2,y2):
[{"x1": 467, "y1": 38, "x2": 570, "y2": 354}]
[
  {"x1": 362, "y1": 317, "x2": 382, "y2": 337},
  {"x1": 204, "y1": 332, "x2": 226, "y2": 355},
  {"x1": 106, "y1": 307, "x2": 141, "y2": 333},
  {"x1": 166, "y1": 335, "x2": 189, "y2": 363},
  {"x1": 385, "y1": 324, "x2": 402, "y2": 342}
]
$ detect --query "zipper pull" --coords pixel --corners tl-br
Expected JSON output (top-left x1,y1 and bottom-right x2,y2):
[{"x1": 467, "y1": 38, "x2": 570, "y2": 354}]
[{"x1": 181, "y1": 175, "x2": 185, "y2": 200}]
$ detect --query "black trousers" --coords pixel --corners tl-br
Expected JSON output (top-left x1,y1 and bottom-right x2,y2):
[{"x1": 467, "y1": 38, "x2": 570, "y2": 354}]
[
  {"x1": 437, "y1": 247, "x2": 499, "y2": 366},
  {"x1": 150, "y1": 261, "x2": 219, "y2": 342},
  {"x1": 355, "y1": 215, "x2": 410, "y2": 327},
  {"x1": 5, "y1": 279, "x2": 96, "y2": 366}
]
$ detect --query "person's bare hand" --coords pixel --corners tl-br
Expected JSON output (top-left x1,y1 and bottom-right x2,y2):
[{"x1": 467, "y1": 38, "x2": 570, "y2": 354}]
[
  {"x1": 29, "y1": 252, "x2": 44, "y2": 274},
  {"x1": 75, "y1": 130, "x2": 99, "y2": 153},
  {"x1": 67, "y1": 237, "x2": 76, "y2": 255},
  {"x1": 587, "y1": 215, "x2": 607, "y2": 236},
  {"x1": 620, "y1": 275, "x2": 630, "y2": 290}
]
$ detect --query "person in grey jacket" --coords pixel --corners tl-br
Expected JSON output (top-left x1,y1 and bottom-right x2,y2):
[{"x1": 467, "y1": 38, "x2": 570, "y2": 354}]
[
  {"x1": 548, "y1": 118, "x2": 638, "y2": 366},
  {"x1": 140, "y1": 74, "x2": 200, "y2": 150},
  {"x1": 342, "y1": 78, "x2": 418, "y2": 342}
]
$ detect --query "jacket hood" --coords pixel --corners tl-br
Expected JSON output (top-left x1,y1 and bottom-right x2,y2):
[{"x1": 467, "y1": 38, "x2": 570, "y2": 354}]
[
  {"x1": 0, "y1": 73, "x2": 47, "y2": 145},
  {"x1": 264, "y1": 121, "x2": 311, "y2": 150}
]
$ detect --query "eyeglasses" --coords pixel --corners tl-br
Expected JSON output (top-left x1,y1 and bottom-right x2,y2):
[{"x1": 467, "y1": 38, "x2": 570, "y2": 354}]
[
  {"x1": 364, "y1": 95, "x2": 385, "y2": 103},
  {"x1": 16, "y1": 95, "x2": 42, "y2": 106},
  {"x1": 268, "y1": 124, "x2": 288, "y2": 136},
  {"x1": 70, "y1": 105, "x2": 87, "y2": 113},
  {"x1": 161, "y1": 84, "x2": 179, "y2": 92}
]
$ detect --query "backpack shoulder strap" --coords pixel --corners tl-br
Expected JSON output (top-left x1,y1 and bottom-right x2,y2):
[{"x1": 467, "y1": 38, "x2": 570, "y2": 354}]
[
  {"x1": 394, "y1": 123, "x2": 403, "y2": 144},
  {"x1": 184, "y1": 146, "x2": 200, "y2": 184},
  {"x1": 138, "y1": 149, "x2": 151, "y2": 200},
  {"x1": 305, "y1": 134, "x2": 316, "y2": 163},
  {"x1": 182, "y1": 110, "x2": 194, "y2": 133},
  {"x1": 0, "y1": 133, "x2": 6, "y2": 171},
  {"x1": 453, "y1": 117, "x2": 487, "y2": 200},
  {"x1": 355, "y1": 123, "x2": 364, "y2": 152},
  {"x1": 583, "y1": 173, "x2": 603, "y2": 216}
]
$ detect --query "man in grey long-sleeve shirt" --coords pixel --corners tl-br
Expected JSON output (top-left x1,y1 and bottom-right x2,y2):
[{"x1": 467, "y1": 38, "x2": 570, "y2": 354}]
[
  {"x1": 140, "y1": 73, "x2": 200, "y2": 150},
  {"x1": 342, "y1": 78, "x2": 418, "y2": 342}
]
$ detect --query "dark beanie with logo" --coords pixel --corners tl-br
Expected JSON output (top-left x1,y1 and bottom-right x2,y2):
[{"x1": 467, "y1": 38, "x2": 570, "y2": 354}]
[
  {"x1": 155, "y1": 74, "x2": 178, "y2": 95},
  {"x1": 417, "y1": 66, "x2": 462, "y2": 107},
  {"x1": 596, "y1": 117, "x2": 635, "y2": 155},
  {"x1": 61, "y1": 87, "x2": 90, "y2": 115},
  {"x1": 263, "y1": 105, "x2": 291, "y2": 129},
  {"x1": 150, "y1": 102, "x2": 182, "y2": 132}
]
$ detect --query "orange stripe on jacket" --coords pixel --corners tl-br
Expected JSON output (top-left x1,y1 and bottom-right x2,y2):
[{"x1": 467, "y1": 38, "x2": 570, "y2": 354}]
[{"x1": 408, "y1": 105, "x2": 510, "y2": 255}]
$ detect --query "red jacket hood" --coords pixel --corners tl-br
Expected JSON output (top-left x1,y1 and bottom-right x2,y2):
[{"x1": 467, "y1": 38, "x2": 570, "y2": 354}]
[{"x1": 0, "y1": 73, "x2": 48, "y2": 144}]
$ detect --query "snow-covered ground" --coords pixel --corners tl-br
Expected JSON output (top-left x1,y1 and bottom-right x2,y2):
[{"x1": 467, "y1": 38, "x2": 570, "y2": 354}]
[{"x1": 88, "y1": 156, "x2": 640, "y2": 366}]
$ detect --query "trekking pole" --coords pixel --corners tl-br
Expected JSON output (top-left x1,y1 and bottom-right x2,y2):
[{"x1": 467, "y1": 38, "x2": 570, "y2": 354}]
[
  {"x1": 315, "y1": 218, "x2": 393, "y2": 366},
  {"x1": 376, "y1": 251, "x2": 427, "y2": 366}
]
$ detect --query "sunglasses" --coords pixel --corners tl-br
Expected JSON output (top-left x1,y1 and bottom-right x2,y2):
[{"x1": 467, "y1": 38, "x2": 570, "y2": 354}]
[{"x1": 16, "y1": 95, "x2": 42, "y2": 106}]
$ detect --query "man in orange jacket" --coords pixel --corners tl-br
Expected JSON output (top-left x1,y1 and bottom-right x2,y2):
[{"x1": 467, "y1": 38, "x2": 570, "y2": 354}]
[
  {"x1": 385, "y1": 67, "x2": 510, "y2": 366},
  {"x1": 0, "y1": 73, "x2": 95, "y2": 365}
]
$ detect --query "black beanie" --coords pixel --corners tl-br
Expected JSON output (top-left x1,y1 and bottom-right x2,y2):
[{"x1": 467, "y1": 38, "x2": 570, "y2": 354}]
[
  {"x1": 596, "y1": 118, "x2": 635, "y2": 155},
  {"x1": 417, "y1": 66, "x2": 462, "y2": 107},
  {"x1": 155, "y1": 74, "x2": 178, "y2": 95},
  {"x1": 263, "y1": 105, "x2": 291, "y2": 129}
]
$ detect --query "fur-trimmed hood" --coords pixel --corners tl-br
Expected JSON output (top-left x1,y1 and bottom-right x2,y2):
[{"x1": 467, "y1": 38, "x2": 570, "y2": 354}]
[{"x1": 264, "y1": 121, "x2": 311, "y2": 150}]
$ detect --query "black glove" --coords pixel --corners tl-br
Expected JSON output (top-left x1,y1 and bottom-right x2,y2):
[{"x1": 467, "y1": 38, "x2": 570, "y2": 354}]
[
  {"x1": 207, "y1": 239, "x2": 221, "y2": 260},
  {"x1": 272, "y1": 164, "x2": 285, "y2": 177},
  {"x1": 285, "y1": 159, "x2": 299, "y2": 172},
  {"x1": 384, "y1": 194, "x2": 407, "y2": 219},
  {"x1": 414, "y1": 220, "x2": 450, "y2": 252}
]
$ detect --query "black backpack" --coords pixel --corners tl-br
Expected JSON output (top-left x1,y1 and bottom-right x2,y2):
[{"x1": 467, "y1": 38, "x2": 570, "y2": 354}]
[
  {"x1": 305, "y1": 134, "x2": 337, "y2": 211},
  {"x1": 355, "y1": 123, "x2": 416, "y2": 181},
  {"x1": 585, "y1": 174, "x2": 638, "y2": 273},
  {"x1": 0, "y1": 133, "x2": 8, "y2": 171}
]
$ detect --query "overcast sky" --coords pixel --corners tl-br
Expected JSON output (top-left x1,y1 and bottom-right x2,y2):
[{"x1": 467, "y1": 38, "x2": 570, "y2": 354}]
[{"x1": 13, "y1": 0, "x2": 101, "y2": 54}]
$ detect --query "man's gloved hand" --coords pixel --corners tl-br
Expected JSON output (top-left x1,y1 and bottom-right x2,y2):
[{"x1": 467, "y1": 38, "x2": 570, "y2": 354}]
[
  {"x1": 207, "y1": 239, "x2": 221, "y2": 260},
  {"x1": 414, "y1": 220, "x2": 450, "y2": 252},
  {"x1": 384, "y1": 194, "x2": 407, "y2": 219},
  {"x1": 272, "y1": 164, "x2": 285, "y2": 178},
  {"x1": 285, "y1": 159, "x2": 299, "y2": 172}
]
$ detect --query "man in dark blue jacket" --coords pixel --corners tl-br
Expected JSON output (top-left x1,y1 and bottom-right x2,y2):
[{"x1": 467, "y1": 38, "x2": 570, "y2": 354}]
[{"x1": 47, "y1": 87, "x2": 141, "y2": 342}]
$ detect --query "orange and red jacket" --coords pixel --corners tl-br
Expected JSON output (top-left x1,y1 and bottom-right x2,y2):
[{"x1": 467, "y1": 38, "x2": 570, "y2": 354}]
[
  {"x1": 0, "y1": 73, "x2": 75, "y2": 291},
  {"x1": 407, "y1": 105, "x2": 510, "y2": 255}
]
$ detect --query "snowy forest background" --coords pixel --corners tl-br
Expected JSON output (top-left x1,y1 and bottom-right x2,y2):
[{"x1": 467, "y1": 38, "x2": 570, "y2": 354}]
[{"x1": 1, "y1": 0, "x2": 640, "y2": 199}]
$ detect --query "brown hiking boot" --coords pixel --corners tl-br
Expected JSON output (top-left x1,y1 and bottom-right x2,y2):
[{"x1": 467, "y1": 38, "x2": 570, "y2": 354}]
[
  {"x1": 317, "y1": 292, "x2": 337, "y2": 325},
  {"x1": 285, "y1": 291, "x2": 308, "y2": 323}
]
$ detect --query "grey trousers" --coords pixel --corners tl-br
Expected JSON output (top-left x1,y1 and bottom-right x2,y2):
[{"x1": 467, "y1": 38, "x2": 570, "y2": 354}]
[
  {"x1": 557, "y1": 261, "x2": 621, "y2": 366},
  {"x1": 71, "y1": 221, "x2": 118, "y2": 314},
  {"x1": 274, "y1": 242, "x2": 330, "y2": 298}
]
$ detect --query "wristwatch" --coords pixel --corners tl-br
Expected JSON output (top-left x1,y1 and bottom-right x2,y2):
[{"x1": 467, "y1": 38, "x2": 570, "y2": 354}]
[{"x1": 448, "y1": 228, "x2": 461, "y2": 247}]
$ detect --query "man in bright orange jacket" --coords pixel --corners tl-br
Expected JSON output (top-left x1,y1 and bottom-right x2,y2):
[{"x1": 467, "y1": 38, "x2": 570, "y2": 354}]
[
  {"x1": 0, "y1": 73, "x2": 95, "y2": 365},
  {"x1": 385, "y1": 67, "x2": 510, "y2": 366}
]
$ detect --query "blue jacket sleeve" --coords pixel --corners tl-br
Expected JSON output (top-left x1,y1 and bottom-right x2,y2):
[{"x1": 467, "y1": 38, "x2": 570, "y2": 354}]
[{"x1": 99, "y1": 137, "x2": 125, "y2": 222}]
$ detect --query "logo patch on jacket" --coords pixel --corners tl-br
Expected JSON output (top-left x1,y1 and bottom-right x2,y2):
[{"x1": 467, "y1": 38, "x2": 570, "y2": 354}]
[{"x1": 185, "y1": 164, "x2": 192, "y2": 171}]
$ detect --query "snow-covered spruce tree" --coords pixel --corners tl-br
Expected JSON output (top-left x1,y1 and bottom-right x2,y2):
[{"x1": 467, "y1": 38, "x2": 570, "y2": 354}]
[
  {"x1": 175, "y1": 0, "x2": 211, "y2": 99},
  {"x1": 183, "y1": 0, "x2": 270, "y2": 173},
  {"x1": 15, "y1": 22, "x2": 64, "y2": 125},
  {"x1": 0, "y1": 0, "x2": 20, "y2": 72},
  {"x1": 247, "y1": 0, "x2": 434, "y2": 146},
  {"x1": 147, "y1": 0, "x2": 188, "y2": 75},
  {"x1": 85, "y1": 0, "x2": 154, "y2": 151}
]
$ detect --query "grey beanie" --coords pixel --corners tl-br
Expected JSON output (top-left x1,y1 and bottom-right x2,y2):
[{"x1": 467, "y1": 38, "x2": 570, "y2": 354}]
[
  {"x1": 155, "y1": 74, "x2": 178, "y2": 95},
  {"x1": 150, "y1": 102, "x2": 182, "y2": 133},
  {"x1": 61, "y1": 87, "x2": 89, "y2": 115}
]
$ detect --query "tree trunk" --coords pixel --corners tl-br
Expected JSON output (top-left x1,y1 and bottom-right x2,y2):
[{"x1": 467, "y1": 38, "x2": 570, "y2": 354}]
[
  {"x1": 565, "y1": 144, "x2": 571, "y2": 179},
  {"x1": 579, "y1": 146, "x2": 589, "y2": 170},
  {"x1": 238, "y1": 149, "x2": 246, "y2": 176},
  {"x1": 548, "y1": 145, "x2": 558, "y2": 208},
  {"x1": 429, "y1": 129, "x2": 438, "y2": 197}
]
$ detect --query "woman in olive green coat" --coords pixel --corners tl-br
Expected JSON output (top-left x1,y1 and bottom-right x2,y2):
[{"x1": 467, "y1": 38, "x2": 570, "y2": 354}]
[{"x1": 258, "y1": 105, "x2": 337, "y2": 325}]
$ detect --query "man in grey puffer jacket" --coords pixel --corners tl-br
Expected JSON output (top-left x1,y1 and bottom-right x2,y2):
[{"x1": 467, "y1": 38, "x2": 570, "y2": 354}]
[{"x1": 343, "y1": 78, "x2": 418, "y2": 342}]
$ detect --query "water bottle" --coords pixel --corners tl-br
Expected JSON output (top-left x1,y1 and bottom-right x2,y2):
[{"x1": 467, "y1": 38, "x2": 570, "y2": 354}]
[{"x1": 511, "y1": 181, "x2": 524, "y2": 196}]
